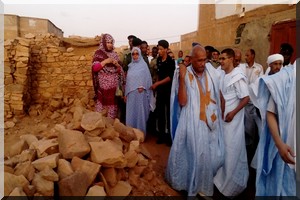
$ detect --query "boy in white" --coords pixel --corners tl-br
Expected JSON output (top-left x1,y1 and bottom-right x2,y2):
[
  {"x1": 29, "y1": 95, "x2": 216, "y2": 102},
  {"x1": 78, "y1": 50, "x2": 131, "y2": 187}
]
[{"x1": 214, "y1": 48, "x2": 250, "y2": 197}]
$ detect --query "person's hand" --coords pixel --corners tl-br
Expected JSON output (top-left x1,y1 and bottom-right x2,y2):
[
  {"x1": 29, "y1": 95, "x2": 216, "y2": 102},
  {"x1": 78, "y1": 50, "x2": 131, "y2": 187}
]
[
  {"x1": 150, "y1": 82, "x2": 159, "y2": 90},
  {"x1": 179, "y1": 63, "x2": 187, "y2": 79},
  {"x1": 138, "y1": 88, "x2": 144, "y2": 93},
  {"x1": 277, "y1": 142, "x2": 296, "y2": 165},
  {"x1": 224, "y1": 111, "x2": 235, "y2": 122},
  {"x1": 112, "y1": 59, "x2": 120, "y2": 66},
  {"x1": 115, "y1": 63, "x2": 122, "y2": 69},
  {"x1": 105, "y1": 58, "x2": 113, "y2": 65}
]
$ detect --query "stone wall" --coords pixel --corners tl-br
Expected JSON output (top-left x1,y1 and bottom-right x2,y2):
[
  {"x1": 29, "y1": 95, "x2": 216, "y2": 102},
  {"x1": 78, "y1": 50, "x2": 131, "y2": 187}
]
[
  {"x1": 4, "y1": 33, "x2": 98, "y2": 118},
  {"x1": 4, "y1": 36, "x2": 31, "y2": 117},
  {"x1": 169, "y1": 42, "x2": 181, "y2": 58}
]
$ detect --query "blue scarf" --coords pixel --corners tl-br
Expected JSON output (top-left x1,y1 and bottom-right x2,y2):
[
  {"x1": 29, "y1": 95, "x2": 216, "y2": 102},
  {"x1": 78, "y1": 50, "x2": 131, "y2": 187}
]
[{"x1": 125, "y1": 47, "x2": 152, "y2": 96}]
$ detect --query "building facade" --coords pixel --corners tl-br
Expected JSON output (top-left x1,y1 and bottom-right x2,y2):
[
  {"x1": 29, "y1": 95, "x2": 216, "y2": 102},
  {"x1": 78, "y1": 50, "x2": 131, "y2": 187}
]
[
  {"x1": 196, "y1": 4, "x2": 296, "y2": 67},
  {"x1": 4, "y1": 14, "x2": 63, "y2": 39},
  {"x1": 168, "y1": 4, "x2": 296, "y2": 66}
]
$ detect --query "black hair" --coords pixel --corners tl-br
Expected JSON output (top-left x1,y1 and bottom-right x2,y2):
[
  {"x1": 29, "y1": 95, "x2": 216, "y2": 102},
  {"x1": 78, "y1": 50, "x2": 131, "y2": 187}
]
[
  {"x1": 152, "y1": 46, "x2": 158, "y2": 51},
  {"x1": 221, "y1": 48, "x2": 235, "y2": 58},
  {"x1": 280, "y1": 43, "x2": 294, "y2": 54},
  {"x1": 132, "y1": 38, "x2": 142, "y2": 46},
  {"x1": 212, "y1": 49, "x2": 220, "y2": 54},
  {"x1": 205, "y1": 45, "x2": 215, "y2": 53},
  {"x1": 158, "y1": 40, "x2": 169, "y2": 49},
  {"x1": 141, "y1": 41, "x2": 148, "y2": 45},
  {"x1": 249, "y1": 49, "x2": 255, "y2": 56},
  {"x1": 127, "y1": 35, "x2": 137, "y2": 40}
]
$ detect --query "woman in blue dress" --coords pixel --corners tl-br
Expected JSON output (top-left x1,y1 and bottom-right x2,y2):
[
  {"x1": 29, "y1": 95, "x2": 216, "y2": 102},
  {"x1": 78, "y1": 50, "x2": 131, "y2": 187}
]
[{"x1": 125, "y1": 47, "x2": 153, "y2": 136}]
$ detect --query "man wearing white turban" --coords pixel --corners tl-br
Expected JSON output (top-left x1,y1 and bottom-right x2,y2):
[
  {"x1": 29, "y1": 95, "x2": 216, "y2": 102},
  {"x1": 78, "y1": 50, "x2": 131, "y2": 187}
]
[
  {"x1": 250, "y1": 61, "x2": 296, "y2": 196},
  {"x1": 264, "y1": 53, "x2": 284, "y2": 75},
  {"x1": 249, "y1": 53, "x2": 285, "y2": 169}
]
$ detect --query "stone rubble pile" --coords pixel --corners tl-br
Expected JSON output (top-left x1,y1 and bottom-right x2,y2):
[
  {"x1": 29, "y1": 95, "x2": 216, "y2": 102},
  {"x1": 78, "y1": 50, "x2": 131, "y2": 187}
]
[
  {"x1": 4, "y1": 101, "x2": 176, "y2": 197},
  {"x1": 4, "y1": 33, "x2": 97, "y2": 118}
]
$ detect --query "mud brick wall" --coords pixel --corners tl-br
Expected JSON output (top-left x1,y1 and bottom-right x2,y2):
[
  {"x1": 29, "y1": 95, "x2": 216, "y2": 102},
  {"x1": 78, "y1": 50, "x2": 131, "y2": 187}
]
[{"x1": 4, "y1": 33, "x2": 97, "y2": 118}]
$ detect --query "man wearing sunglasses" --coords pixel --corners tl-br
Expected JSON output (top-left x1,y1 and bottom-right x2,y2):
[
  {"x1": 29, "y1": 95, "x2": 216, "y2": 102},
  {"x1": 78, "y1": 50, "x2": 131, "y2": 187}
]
[{"x1": 214, "y1": 48, "x2": 250, "y2": 198}]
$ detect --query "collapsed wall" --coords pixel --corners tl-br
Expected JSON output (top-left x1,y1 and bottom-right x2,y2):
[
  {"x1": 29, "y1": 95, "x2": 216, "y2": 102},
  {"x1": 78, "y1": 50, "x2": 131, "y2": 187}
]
[
  {"x1": 4, "y1": 105, "x2": 178, "y2": 197},
  {"x1": 4, "y1": 33, "x2": 99, "y2": 119}
]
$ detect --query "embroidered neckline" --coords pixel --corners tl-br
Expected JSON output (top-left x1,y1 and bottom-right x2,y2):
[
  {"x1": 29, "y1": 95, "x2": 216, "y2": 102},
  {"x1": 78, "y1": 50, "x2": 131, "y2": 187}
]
[{"x1": 190, "y1": 68, "x2": 216, "y2": 123}]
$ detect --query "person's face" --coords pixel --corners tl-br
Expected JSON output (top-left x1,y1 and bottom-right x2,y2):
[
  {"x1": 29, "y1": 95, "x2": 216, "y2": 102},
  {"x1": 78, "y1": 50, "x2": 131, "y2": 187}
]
[
  {"x1": 152, "y1": 48, "x2": 158, "y2": 58},
  {"x1": 244, "y1": 50, "x2": 254, "y2": 64},
  {"x1": 147, "y1": 46, "x2": 151, "y2": 56},
  {"x1": 132, "y1": 50, "x2": 139, "y2": 61},
  {"x1": 129, "y1": 38, "x2": 134, "y2": 48},
  {"x1": 141, "y1": 44, "x2": 148, "y2": 55},
  {"x1": 234, "y1": 53, "x2": 242, "y2": 67},
  {"x1": 158, "y1": 45, "x2": 167, "y2": 57},
  {"x1": 106, "y1": 40, "x2": 113, "y2": 51},
  {"x1": 178, "y1": 51, "x2": 183, "y2": 58},
  {"x1": 206, "y1": 50, "x2": 212, "y2": 59},
  {"x1": 212, "y1": 51, "x2": 219, "y2": 61},
  {"x1": 269, "y1": 60, "x2": 283, "y2": 75},
  {"x1": 280, "y1": 49, "x2": 292, "y2": 64},
  {"x1": 183, "y1": 56, "x2": 191, "y2": 66},
  {"x1": 191, "y1": 50, "x2": 207, "y2": 74},
  {"x1": 219, "y1": 53, "x2": 233, "y2": 71}
]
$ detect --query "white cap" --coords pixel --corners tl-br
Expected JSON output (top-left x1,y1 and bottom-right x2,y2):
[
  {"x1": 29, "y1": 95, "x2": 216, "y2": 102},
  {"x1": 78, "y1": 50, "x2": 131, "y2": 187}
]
[{"x1": 267, "y1": 54, "x2": 284, "y2": 66}]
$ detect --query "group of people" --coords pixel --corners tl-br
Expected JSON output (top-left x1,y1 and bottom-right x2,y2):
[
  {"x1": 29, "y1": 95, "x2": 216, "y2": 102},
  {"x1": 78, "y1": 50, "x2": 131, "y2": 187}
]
[
  {"x1": 91, "y1": 34, "x2": 296, "y2": 198},
  {"x1": 167, "y1": 43, "x2": 296, "y2": 198},
  {"x1": 91, "y1": 33, "x2": 175, "y2": 142}
]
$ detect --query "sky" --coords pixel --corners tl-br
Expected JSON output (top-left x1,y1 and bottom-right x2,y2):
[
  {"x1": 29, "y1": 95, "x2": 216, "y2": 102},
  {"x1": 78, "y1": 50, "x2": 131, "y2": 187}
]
[
  {"x1": 2, "y1": 0, "x2": 297, "y2": 47},
  {"x1": 2, "y1": 0, "x2": 200, "y2": 47}
]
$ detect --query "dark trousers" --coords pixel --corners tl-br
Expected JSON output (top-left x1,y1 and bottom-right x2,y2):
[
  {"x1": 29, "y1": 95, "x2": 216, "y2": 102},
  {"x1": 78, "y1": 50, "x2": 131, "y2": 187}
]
[
  {"x1": 244, "y1": 104, "x2": 260, "y2": 164},
  {"x1": 156, "y1": 90, "x2": 170, "y2": 134},
  {"x1": 118, "y1": 98, "x2": 126, "y2": 124},
  {"x1": 146, "y1": 110, "x2": 157, "y2": 134}
]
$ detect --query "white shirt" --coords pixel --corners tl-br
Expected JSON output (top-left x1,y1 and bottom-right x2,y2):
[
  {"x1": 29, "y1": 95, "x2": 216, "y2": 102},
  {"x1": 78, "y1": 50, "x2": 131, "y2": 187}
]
[
  {"x1": 148, "y1": 55, "x2": 153, "y2": 63},
  {"x1": 242, "y1": 62, "x2": 264, "y2": 85}
]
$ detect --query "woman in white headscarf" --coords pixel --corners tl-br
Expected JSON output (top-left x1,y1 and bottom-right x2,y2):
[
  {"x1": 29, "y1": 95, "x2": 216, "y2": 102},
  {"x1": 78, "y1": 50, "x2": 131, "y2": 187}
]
[{"x1": 125, "y1": 47, "x2": 153, "y2": 136}]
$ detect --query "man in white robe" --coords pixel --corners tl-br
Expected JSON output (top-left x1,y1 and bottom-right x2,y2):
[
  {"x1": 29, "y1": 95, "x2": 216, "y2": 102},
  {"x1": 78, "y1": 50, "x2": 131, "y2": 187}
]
[
  {"x1": 265, "y1": 43, "x2": 294, "y2": 75},
  {"x1": 214, "y1": 48, "x2": 250, "y2": 197},
  {"x1": 166, "y1": 45, "x2": 224, "y2": 197},
  {"x1": 248, "y1": 53, "x2": 284, "y2": 169},
  {"x1": 250, "y1": 61, "x2": 296, "y2": 196},
  {"x1": 239, "y1": 49, "x2": 264, "y2": 166}
]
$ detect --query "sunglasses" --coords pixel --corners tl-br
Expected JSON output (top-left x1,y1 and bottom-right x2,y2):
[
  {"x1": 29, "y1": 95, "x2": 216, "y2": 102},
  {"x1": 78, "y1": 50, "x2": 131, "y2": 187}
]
[{"x1": 219, "y1": 57, "x2": 229, "y2": 61}]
